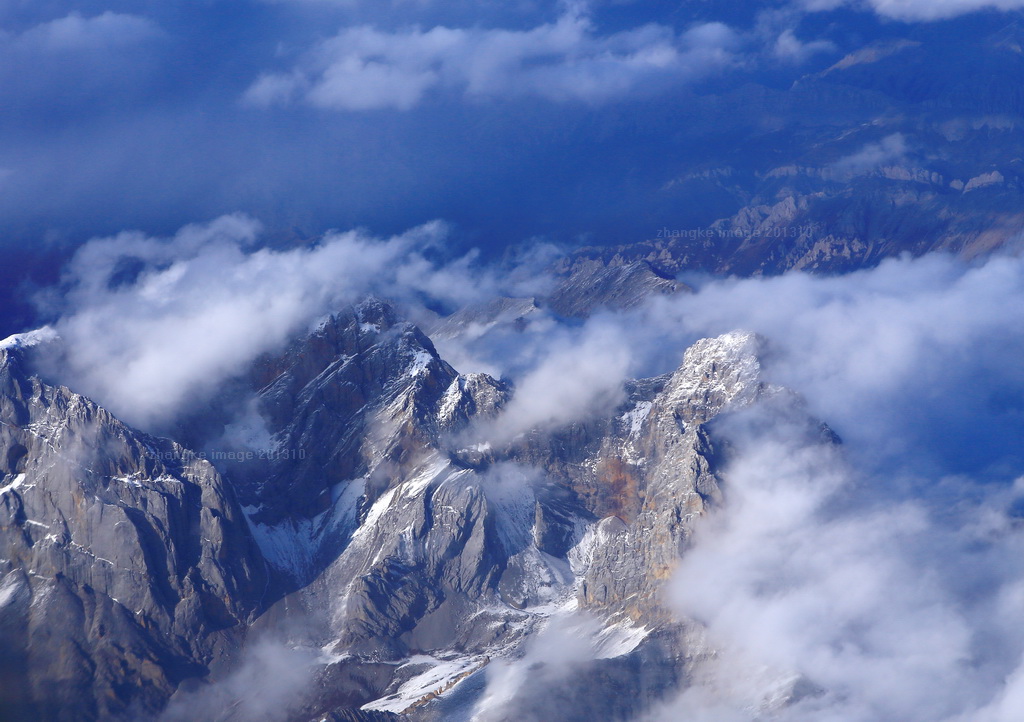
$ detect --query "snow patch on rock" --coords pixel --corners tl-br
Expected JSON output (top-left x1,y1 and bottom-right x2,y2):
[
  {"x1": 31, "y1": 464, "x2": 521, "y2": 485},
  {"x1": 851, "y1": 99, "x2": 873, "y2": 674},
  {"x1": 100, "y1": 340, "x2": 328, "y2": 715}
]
[
  {"x1": 0, "y1": 473, "x2": 26, "y2": 496},
  {"x1": 0, "y1": 326, "x2": 59, "y2": 351}
]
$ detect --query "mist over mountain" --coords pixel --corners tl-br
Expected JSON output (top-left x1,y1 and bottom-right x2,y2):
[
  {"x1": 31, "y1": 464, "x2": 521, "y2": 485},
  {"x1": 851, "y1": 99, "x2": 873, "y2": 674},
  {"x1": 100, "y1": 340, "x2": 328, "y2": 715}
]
[{"x1": 5, "y1": 1, "x2": 1024, "y2": 721}]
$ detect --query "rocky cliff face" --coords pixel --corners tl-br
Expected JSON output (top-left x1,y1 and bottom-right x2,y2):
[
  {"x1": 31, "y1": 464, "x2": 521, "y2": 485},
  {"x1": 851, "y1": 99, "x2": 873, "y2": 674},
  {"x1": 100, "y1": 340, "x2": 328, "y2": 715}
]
[
  {"x1": 226, "y1": 299, "x2": 510, "y2": 586},
  {"x1": 572, "y1": 333, "x2": 767, "y2": 619},
  {"x1": 0, "y1": 339, "x2": 267, "y2": 721}
]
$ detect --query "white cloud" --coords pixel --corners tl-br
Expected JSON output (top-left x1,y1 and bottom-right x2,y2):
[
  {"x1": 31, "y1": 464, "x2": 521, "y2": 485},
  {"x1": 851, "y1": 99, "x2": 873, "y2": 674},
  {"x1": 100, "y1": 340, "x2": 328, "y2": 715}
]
[
  {"x1": 630, "y1": 252, "x2": 1024, "y2": 474},
  {"x1": 473, "y1": 613, "x2": 609, "y2": 720},
  {"x1": 830, "y1": 132, "x2": 907, "y2": 176},
  {"x1": 471, "y1": 315, "x2": 632, "y2": 443},
  {"x1": 42, "y1": 214, "x2": 509, "y2": 430},
  {"x1": 159, "y1": 638, "x2": 318, "y2": 722},
  {"x1": 0, "y1": 10, "x2": 163, "y2": 111},
  {"x1": 14, "y1": 11, "x2": 160, "y2": 52},
  {"x1": 244, "y1": 9, "x2": 739, "y2": 110},
  {"x1": 651, "y1": 407, "x2": 1024, "y2": 721},
  {"x1": 487, "y1": 251, "x2": 1024, "y2": 719},
  {"x1": 752, "y1": 9, "x2": 837, "y2": 64},
  {"x1": 438, "y1": 249, "x2": 1024, "y2": 472},
  {"x1": 802, "y1": 0, "x2": 1024, "y2": 21},
  {"x1": 772, "y1": 29, "x2": 836, "y2": 62}
]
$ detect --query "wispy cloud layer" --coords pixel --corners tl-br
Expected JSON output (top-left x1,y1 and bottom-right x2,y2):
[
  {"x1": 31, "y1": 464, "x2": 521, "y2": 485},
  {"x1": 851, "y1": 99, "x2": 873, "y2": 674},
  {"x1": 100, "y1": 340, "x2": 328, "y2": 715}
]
[
  {"x1": 0, "y1": 10, "x2": 162, "y2": 81},
  {"x1": 830, "y1": 132, "x2": 907, "y2": 176},
  {"x1": 802, "y1": 0, "x2": 1024, "y2": 21},
  {"x1": 40, "y1": 215, "x2": 511, "y2": 429},
  {"x1": 245, "y1": 9, "x2": 739, "y2": 110},
  {"x1": 448, "y1": 250, "x2": 1024, "y2": 481},
  {"x1": 11, "y1": 11, "x2": 160, "y2": 52}
]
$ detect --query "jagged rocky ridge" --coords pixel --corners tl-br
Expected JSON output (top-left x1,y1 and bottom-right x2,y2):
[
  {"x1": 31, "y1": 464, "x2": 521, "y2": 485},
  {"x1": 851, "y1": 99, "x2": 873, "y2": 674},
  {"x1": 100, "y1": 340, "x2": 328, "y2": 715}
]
[
  {"x1": 0, "y1": 302, "x2": 837, "y2": 721},
  {"x1": 550, "y1": 25, "x2": 1024, "y2": 284},
  {"x1": 0, "y1": 338, "x2": 266, "y2": 721}
]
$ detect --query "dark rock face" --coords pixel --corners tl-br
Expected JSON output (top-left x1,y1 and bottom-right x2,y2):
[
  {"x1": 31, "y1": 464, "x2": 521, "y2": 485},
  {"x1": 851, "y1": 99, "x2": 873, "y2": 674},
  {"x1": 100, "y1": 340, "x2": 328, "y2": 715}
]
[
  {"x1": 240, "y1": 299, "x2": 508, "y2": 522},
  {"x1": 0, "y1": 344, "x2": 267, "y2": 721},
  {"x1": 224, "y1": 300, "x2": 511, "y2": 591}
]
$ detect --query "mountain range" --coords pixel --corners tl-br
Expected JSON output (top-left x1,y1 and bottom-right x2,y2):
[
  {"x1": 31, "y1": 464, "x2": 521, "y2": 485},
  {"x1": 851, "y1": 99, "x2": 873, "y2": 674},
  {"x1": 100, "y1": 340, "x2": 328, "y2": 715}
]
[
  {"x1": 5, "y1": 5, "x2": 1024, "y2": 721},
  {"x1": 0, "y1": 281, "x2": 843, "y2": 721}
]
